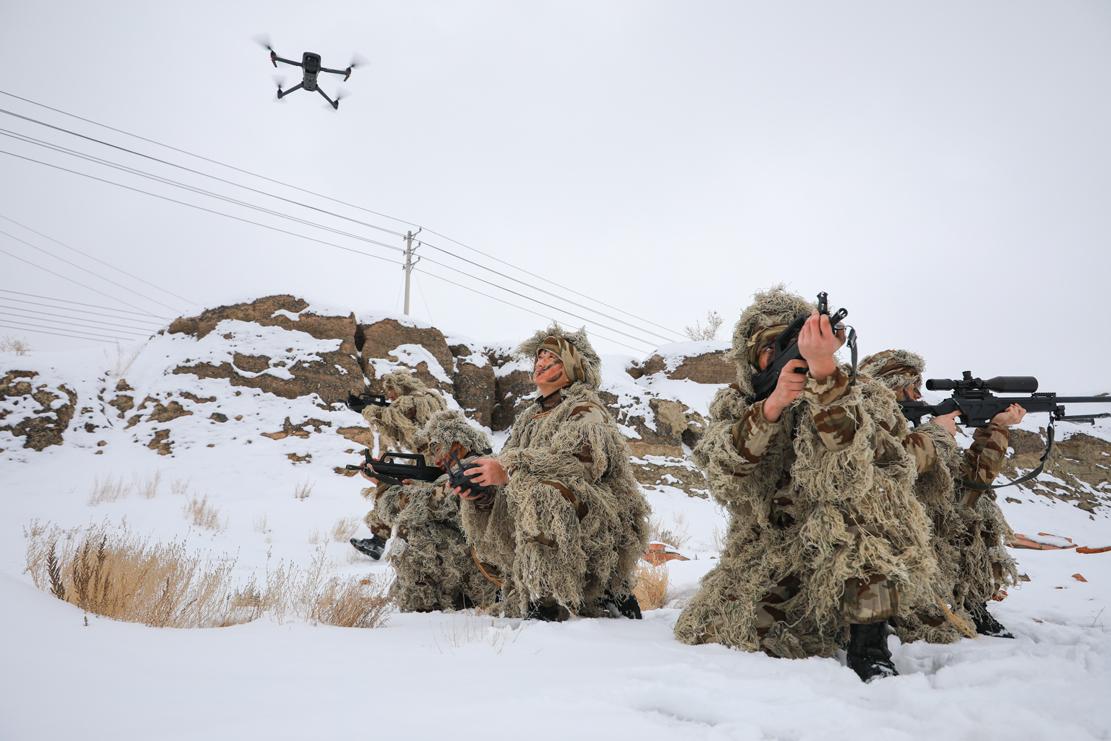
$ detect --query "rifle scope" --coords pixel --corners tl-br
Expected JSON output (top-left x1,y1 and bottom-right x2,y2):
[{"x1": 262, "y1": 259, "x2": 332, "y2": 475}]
[{"x1": 926, "y1": 375, "x2": 1038, "y2": 393}]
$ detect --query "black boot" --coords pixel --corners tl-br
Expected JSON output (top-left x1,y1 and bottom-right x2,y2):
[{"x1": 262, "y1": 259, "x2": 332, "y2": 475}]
[
  {"x1": 970, "y1": 603, "x2": 1014, "y2": 638},
  {"x1": 847, "y1": 622, "x2": 898, "y2": 683},
  {"x1": 599, "y1": 592, "x2": 643, "y2": 619},
  {"x1": 525, "y1": 597, "x2": 570, "y2": 622},
  {"x1": 350, "y1": 535, "x2": 387, "y2": 560}
]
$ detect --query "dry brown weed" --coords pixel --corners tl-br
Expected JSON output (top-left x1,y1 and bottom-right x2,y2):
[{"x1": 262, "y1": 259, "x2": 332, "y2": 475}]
[{"x1": 632, "y1": 563, "x2": 669, "y2": 611}]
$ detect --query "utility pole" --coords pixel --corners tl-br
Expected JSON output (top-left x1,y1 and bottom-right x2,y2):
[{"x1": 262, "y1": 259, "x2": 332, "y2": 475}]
[{"x1": 402, "y1": 228, "x2": 421, "y2": 316}]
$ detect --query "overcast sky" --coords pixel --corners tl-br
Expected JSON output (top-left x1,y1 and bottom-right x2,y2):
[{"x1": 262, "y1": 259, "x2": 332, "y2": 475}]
[{"x1": 1, "y1": 1, "x2": 1109, "y2": 393}]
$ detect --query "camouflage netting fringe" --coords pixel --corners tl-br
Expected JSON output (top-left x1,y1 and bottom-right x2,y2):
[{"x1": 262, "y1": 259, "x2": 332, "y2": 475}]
[
  {"x1": 378, "y1": 480, "x2": 497, "y2": 612},
  {"x1": 676, "y1": 379, "x2": 938, "y2": 657},
  {"x1": 517, "y1": 324, "x2": 602, "y2": 389},
  {"x1": 892, "y1": 422, "x2": 969, "y2": 644},
  {"x1": 361, "y1": 390, "x2": 447, "y2": 452},
  {"x1": 958, "y1": 496, "x2": 1019, "y2": 608},
  {"x1": 461, "y1": 383, "x2": 648, "y2": 618},
  {"x1": 415, "y1": 410, "x2": 492, "y2": 457}
]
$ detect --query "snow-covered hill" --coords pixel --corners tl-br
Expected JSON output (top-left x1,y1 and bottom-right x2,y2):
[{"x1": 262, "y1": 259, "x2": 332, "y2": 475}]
[{"x1": 1, "y1": 295, "x2": 1109, "y2": 741}]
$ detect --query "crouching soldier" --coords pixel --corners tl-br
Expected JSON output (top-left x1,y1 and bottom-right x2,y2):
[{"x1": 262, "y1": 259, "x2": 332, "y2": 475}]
[
  {"x1": 861, "y1": 350, "x2": 1022, "y2": 640},
  {"x1": 456, "y1": 325, "x2": 650, "y2": 622},
  {"x1": 351, "y1": 370, "x2": 447, "y2": 560},
  {"x1": 674, "y1": 287, "x2": 938, "y2": 682},
  {"x1": 367, "y1": 410, "x2": 499, "y2": 612}
]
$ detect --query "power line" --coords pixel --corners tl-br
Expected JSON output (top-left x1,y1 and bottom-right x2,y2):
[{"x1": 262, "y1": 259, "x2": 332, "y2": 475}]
[
  {"x1": 419, "y1": 230, "x2": 685, "y2": 339},
  {"x1": 0, "y1": 322, "x2": 125, "y2": 344},
  {"x1": 0, "y1": 149, "x2": 406, "y2": 269},
  {"x1": 0, "y1": 128, "x2": 405, "y2": 256},
  {"x1": 0, "y1": 242, "x2": 167, "y2": 314},
  {"x1": 1, "y1": 114, "x2": 676, "y2": 345},
  {"x1": 0, "y1": 295, "x2": 164, "y2": 327},
  {"x1": 0, "y1": 309, "x2": 151, "y2": 338},
  {"x1": 415, "y1": 268, "x2": 647, "y2": 354},
  {"x1": 0, "y1": 225, "x2": 182, "y2": 313},
  {"x1": 0, "y1": 88, "x2": 685, "y2": 342},
  {"x1": 3, "y1": 143, "x2": 653, "y2": 349},
  {"x1": 0, "y1": 302, "x2": 160, "y2": 334},
  {"x1": 0, "y1": 102, "x2": 408, "y2": 239},
  {"x1": 0, "y1": 288, "x2": 172, "y2": 320},
  {"x1": 413, "y1": 253, "x2": 657, "y2": 348},
  {"x1": 0, "y1": 212, "x2": 194, "y2": 307},
  {"x1": 416, "y1": 242, "x2": 675, "y2": 343},
  {"x1": 0, "y1": 318, "x2": 133, "y2": 343}
]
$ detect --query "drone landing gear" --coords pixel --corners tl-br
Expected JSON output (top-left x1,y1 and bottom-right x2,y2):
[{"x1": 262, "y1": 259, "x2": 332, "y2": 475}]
[
  {"x1": 277, "y1": 82, "x2": 303, "y2": 100},
  {"x1": 317, "y1": 88, "x2": 340, "y2": 110}
]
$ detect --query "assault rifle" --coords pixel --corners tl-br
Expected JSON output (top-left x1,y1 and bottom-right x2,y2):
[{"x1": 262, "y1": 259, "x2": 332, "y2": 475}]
[
  {"x1": 748, "y1": 291, "x2": 857, "y2": 403},
  {"x1": 899, "y1": 371, "x2": 1111, "y2": 489},
  {"x1": 345, "y1": 391, "x2": 389, "y2": 413},
  {"x1": 345, "y1": 451, "x2": 444, "y2": 486}
]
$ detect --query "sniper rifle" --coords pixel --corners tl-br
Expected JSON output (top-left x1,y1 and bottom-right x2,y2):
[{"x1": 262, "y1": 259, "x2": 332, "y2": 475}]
[{"x1": 899, "y1": 371, "x2": 1111, "y2": 489}]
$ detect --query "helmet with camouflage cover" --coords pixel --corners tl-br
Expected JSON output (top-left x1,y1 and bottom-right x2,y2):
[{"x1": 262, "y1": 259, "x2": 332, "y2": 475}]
[
  {"x1": 380, "y1": 369, "x2": 431, "y2": 396},
  {"x1": 729, "y1": 285, "x2": 815, "y2": 395},
  {"x1": 859, "y1": 349, "x2": 925, "y2": 393},
  {"x1": 415, "y1": 410, "x2": 493, "y2": 461},
  {"x1": 517, "y1": 323, "x2": 602, "y2": 390}
]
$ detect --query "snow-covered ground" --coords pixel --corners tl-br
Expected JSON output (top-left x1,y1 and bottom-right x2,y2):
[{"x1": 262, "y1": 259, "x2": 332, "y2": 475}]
[{"x1": 2, "y1": 337, "x2": 1110, "y2": 741}]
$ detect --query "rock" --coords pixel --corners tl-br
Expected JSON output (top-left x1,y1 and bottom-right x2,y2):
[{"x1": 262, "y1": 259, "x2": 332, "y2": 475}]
[
  {"x1": 0, "y1": 370, "x2": 77, "y2": 451},
  {"x1": 261, "y1": 417, "x2": 331, "y2": 440},
  {"x1": 148, "y1": 429, "x2": 173, "y2": 456},
  {"x1": 210, "y1": 413, "x2": 228, "y2": 423},
  {"x1": 1004, "y1": 429, "x2": 1111, "y2": 513},
  {"x1": 628, "y1": 348, "x2": 734, "y2": 384},
  {"x1": 337, "y1": 425, "x2": 375, "y2": 449},
  {"x1": 492, "y1": 367, "x2": 534, "y2": 432},
  {"x1": 170, "y1": 295, "x2": 363, "y2": 404},
  {"x1": 358, "y1": 319, "x2": 454, "y2": 392},
  {"x1": 453, "y1": 360, "x2": 496, "y2": 428}
]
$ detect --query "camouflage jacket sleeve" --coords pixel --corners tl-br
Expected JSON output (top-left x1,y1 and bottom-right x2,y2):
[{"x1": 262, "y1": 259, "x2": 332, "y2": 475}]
[
  {"x1": 395, "y1": 478, "x2": 461, "y2": 528},
  {"x1": 900, "y1": 421, "x2": 956, "y2": 475},
  {"x1": 960, "y1": 422, "x2": 1010, "y2": 489},
  {"x1": 725, "y1": 401, "x2": 782, "y2": 478},
  {"x1": 498, "y1": 401, "x2": 618, "y2": 484},
  {"x1": 798, "y1": 367, "x2": 859, "y2": 452}
]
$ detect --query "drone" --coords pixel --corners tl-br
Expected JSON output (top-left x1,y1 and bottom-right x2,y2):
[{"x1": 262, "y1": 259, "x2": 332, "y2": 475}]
[{"x1": 259, "y1": 38, "x2": 361, "y2": 110}]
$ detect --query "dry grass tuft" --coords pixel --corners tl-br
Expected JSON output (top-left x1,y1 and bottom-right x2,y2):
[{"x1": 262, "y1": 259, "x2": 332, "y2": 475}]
[
  {"x1": 184, "y1": 496, "x2": 224, "y2": 532},
  {"x1": 293, "y1": 481, "x2": 313, "y2": 501},
  {"x1": 649, "y1": 513, "x2": 690, "y2": 550},
  {"x1": 253, "y1": 515, "x2": 271, "y2": 534},
  {"x1": 0, "y1": 336, "x2": 31, "y2": 355},
  {"x1": 140, "y1": 471, "x2": 162, "y2": 499},
  {"x1": 632, "y1": 563, "x2": 669, "y2": 611},
  {"x1": 330, "y1": 517, "x2": 360, "y2": 542},
  {"x1": 26, "y1": 523, "x2": 240, "y2": 628},
  {"x1": 26, "y1": 523, "x2": 392, "y2": 630},
  {"x1": 88, "y1": 473, "x2": 164, "y2": 505}
]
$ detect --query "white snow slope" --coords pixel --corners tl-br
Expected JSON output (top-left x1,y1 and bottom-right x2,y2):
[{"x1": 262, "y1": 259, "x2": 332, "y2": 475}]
[{"x1": 2, "y1": 326, "x2": 1110, "y2": 741}]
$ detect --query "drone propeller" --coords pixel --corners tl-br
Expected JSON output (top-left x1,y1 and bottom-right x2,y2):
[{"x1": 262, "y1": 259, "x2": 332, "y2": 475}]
[
  {"x1": 273, "y1": 75, "x2": 286, "y2": 90},
  {"x1": 253, "y1": 34, "x2": 278, "y2": 66},
  {"x1": 344, "y1": 52, "x2": 368, "y2": 81}
]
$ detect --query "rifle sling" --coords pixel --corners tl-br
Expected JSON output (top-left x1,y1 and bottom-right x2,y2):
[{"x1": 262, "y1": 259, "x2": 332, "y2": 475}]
[{"x1": 961, "y1": 418, "x2": 1056, "y2": 492}]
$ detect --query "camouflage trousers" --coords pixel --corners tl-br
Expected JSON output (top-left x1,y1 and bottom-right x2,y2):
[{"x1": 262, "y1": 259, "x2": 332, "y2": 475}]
[
  {"x1": 362, "y1": 487, "x2": 393, "y2": 541},
  {"x1": 755, "y1": 573, "x2": 899, "y2": 652}
]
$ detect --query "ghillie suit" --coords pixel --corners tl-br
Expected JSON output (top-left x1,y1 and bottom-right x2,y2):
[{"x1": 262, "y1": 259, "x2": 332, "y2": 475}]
[
  {"x1": 359, "y1": 370, "x2": 448, "y2": 542},
  {"x1": 673, "y1": 288, "x2": 937, "y2": 660},
  {"x1": 862, "y1": 349, "x2": 1019, "y2": 642},
  {"x1": 459, "y1": 325, "x2": 650, "y2": 619},
  {"x1": 361, "y1": 370, "x2": 448, "y2": 453},
  {"x1": 956, "y1": 424, "x2": 1021, "y2": 633},
  {"x1": 862, "y1": 349, "x2": 973, "y2": 643},
  {"x1": 373, "y1": 411, "x2": 499, "y2": 612}
]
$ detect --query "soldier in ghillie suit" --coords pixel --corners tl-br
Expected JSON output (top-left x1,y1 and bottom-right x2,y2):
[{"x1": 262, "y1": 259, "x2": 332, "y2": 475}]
[
  {"x1": 861, "y1": 349, "x2": 1023, "y2": 640},
  {"x1": 370, "y1": 411, "x2": 500, "y2": 612},
  {"x1": 457, "y1": 325, "x2": 650, "y2": 622},
  {"x1": 351, "y1": 369, "x2": 448, "y2": 560},
  {"x1": 673, "y1": 287, "x2": 938, "y2": 682}
]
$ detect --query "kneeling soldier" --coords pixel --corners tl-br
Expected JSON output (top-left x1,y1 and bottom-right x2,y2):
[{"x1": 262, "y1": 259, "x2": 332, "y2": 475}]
[
  {"x1": 457, "y1": 325, "x2": 650, "y2": 621},
  {"x1": 370, "y1": 410, "x2": 499, "y2": 612}
]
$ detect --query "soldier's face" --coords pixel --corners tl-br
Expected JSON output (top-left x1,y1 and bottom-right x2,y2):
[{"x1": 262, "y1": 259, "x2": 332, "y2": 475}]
[
  {"x1": 432, "y1": 441, "x2": 467, "y2": 468},
  {"x1": 895, "y1": 384, "x2": 921, "y2": 401},
  {"x1": 387, "y1": 389, "x2": 399, "y2": 401},
  {"x1": 757, "y1": 346, "x2": 775, "y2": 372},
  {"x1": 534, "y1": 349, "x2": 567, "y2": 386}
]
